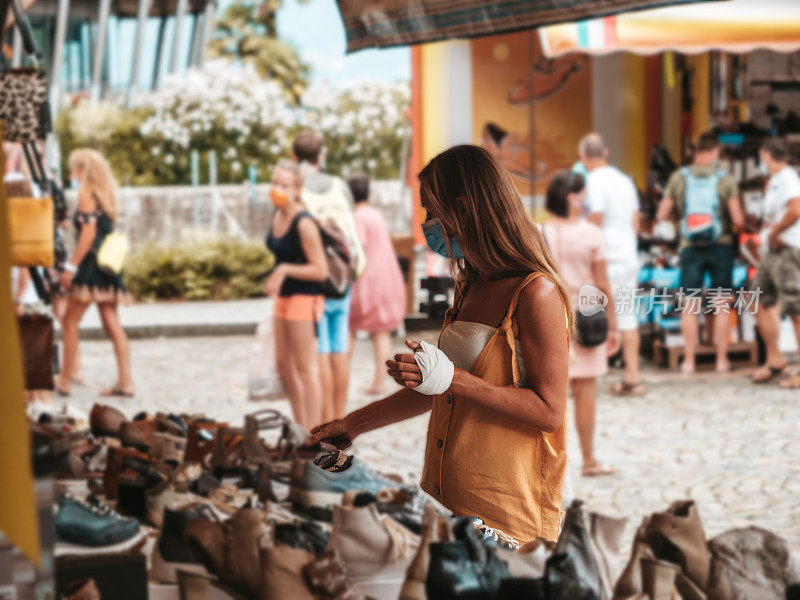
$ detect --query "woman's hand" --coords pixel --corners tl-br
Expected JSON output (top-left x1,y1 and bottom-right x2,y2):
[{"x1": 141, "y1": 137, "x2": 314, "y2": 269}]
[
  {"x1": 387, "y1": 339, "x2": 423, "y2": 388},
  {"x1": 307, "y1": 416, "x2": 359, "y2": 450},
  {"x1": 60, "y1": 270, "x2": 74, "y2": 290},
  {"x1": 606, "y1": 329, "x2": 621, "y2": 357},
  {"x1": 264, "y1": 266, "x2": 286, "y2": 297}
]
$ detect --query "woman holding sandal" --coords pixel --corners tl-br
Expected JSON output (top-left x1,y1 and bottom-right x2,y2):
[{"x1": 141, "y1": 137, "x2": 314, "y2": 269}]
[{"x1": 310, "y1": 145, "x2": 572, "y2": 543}]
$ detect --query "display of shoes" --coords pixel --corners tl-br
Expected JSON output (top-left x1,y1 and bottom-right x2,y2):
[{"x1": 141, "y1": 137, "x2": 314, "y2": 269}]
[
  {"x1": 28, "y1": 408, "x2": 799, "y2": 600},
  {"x1": 55, "y1": 494, "x2": 143, "y2": 552}
]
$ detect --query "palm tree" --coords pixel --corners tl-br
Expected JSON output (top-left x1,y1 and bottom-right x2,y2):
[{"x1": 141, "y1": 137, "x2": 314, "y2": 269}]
[{"x1": 208, "y1": 0, "x2": 309, "y2": 104}]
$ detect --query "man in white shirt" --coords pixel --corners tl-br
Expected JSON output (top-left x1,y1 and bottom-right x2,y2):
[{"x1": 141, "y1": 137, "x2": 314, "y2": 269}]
[
  {"x1": 579, "y1": 133, "x2": 642, "y2": 395},
  {"x1": 750, "y1": 137, "x2": 800, "y2": 389}
]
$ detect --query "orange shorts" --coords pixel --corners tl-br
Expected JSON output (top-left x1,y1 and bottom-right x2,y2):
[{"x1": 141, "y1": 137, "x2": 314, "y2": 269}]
[{"x1": 274, "y1": 294, "x2": 325, "y2": 322}]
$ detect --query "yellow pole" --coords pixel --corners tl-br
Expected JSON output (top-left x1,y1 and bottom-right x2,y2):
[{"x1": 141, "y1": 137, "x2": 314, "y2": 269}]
[{"x1": 0, "y1": 132, "x2": 41, "y2": 565}]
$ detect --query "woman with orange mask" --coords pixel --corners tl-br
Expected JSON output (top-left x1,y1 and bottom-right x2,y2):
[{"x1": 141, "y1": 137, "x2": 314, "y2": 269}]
[
  {"x1": 310, "y1": 145, "x2": 572, "y2": 543},
  {"x1": 266, "y1": 160, "x2": 328, "y2": 428}
]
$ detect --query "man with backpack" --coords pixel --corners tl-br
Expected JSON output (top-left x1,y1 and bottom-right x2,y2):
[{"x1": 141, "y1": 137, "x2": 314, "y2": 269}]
[
  {"x1": 292, "y1": 131, "x2": 366, "y2": 422},
  {"x1": 657, "y1": 132, "x2": 744, "y2": 373}
]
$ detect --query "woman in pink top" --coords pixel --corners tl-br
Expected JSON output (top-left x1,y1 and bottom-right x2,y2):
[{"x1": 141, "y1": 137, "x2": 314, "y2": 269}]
[
  {"x1": 347, "y1": 175, "x2": 406, "y2": 394},
  {"x1": 543, "y1": 170, "x2": 619, "y2": 477}
]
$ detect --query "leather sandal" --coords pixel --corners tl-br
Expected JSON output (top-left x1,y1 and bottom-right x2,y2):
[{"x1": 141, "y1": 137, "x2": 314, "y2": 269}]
[{"x1": 751, "y1": 363, "x2": 788, "y2": 384}]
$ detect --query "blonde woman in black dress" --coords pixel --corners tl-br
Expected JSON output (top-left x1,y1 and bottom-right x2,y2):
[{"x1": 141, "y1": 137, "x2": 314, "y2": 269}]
[{"x1": 55, "y1": 149, "x2": 133, "y2": 397}]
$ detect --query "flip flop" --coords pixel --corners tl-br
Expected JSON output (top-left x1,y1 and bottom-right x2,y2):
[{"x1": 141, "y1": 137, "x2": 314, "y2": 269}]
[
  {"x1": 582, "y1": 462, "x2": 616, "y2": 477},
  {"x1": 99, "y1": 387, "x2": 135, "y2": 398},
  {"x1": 778, "y1": 375, "x2": 800, "y2": 389},
  {"x1": 751, "y1": 363, "x2": 788, "y2": 384},
  {"x1": 610, "y1": 381, "x2": 643, "y2": 396}
]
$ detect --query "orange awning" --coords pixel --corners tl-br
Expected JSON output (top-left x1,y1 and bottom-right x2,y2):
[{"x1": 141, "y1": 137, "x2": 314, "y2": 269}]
[{"x1": 539, "y1": 0, "x2": 800, "y2": 56}]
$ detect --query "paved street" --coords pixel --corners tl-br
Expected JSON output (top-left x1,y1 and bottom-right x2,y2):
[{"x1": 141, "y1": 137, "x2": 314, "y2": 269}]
[{"x1": 58, "y1": 331, "x2": 800, "y2": 556}]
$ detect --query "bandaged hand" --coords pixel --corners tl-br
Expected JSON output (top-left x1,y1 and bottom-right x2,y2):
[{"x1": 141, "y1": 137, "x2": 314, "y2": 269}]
[{"x1": 386, "y1": 339, "x2": 454, "y2": 395}]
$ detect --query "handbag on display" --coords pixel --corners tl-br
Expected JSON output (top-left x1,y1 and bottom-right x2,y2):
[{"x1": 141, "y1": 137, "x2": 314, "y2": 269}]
[
  {"x1": 7, "y1": 194, "x2": 55, "y2": 267},
  {"x1": 0, "y1": 0, "x2": 51, "y2": 144},
  {"x1": 96, "y1": 230, "x2": 130, "y2": 275},
  {"x1": 17, "y1": 312, "x2": 55, "y2": 391}
]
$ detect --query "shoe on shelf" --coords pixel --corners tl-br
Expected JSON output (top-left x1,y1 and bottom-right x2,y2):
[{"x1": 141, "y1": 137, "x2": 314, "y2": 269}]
[
  {"x1": 345, "y1": 490, "x2": 424, "y2": 535},
  {"x1": 55, "y1": 494, "x2": 142, "y2": 551},
  {"x1": 31, "y1": 423, "x2": 70, "y2": 476},
  {"x1": 303, "y1": 548, "x2": 365, "y2": 600},
  {"x1": 223, "y1": 507, "x2": 274, "y2": 598},
  {"x1": 119, "y1": 419, "x2": 159, "y2": 452},
  {"x1": 146, "y1": 488, "x2": 207, "y2": 529},
  {"x1": 328, "y1": 504, "x2": 419, "y2": 597},
  {"x1": 259, "y1": 543, "x2": 315, "y2": 600},
  {"x1": 290, "y1": 453, "x2": 410, "y2": 510},
  {"x1": 89, "y1": 403, "x2": 127, "y2": 438},
  {"x1": 274, "y1": 520, "x2": 329, "y2": 555},
  {"x1": 426, "y1": 517, "x2": 510, "y2": 600},
  {"x1": 149, "y1": 431, "x2": 187, "y2": 473},
  {"x1": 150, "y1": 506, "x2": 214, "y2": 584}
]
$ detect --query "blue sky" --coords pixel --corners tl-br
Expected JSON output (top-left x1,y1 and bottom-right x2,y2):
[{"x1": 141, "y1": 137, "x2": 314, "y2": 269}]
[{"x1": 276, "y1": 0, "x2": 410, "y2": 84}]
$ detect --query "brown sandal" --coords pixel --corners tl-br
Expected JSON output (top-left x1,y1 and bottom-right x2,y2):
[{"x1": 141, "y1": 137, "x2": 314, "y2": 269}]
[
  {"x1": 751, "y1": 363, "x2": 788, "y2": 384},
  {"x1": 610, "y1": 380, "x2": 643, "y2": 396}
]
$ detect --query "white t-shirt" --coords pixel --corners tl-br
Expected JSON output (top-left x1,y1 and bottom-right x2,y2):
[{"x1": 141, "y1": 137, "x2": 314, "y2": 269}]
[
  {"x1": 585, "y1": 165, "x2": 639, "y2": 265},
  {"x1": 762, "y1": 166, "x2": 800, "y2": 251}
]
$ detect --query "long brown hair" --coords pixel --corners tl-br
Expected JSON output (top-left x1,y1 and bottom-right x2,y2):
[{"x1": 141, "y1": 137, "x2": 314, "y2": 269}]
[
  {"x1": 69, "y1": 149, "x2": 119, "y2": 220},
  {"x1": 419, "y1": 145, "x2": 574, "y2": 330}
]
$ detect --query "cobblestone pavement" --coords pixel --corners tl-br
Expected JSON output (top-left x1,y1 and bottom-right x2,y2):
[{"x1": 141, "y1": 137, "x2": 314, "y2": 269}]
[{"x1": 60, "y1": 332, "x2": 800, "y2": 556}]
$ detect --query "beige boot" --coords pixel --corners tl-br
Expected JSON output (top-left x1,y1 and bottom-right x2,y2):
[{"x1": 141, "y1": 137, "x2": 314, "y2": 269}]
[{"x1": 329, "y1": 504, "x2": 419, "y2": 596}]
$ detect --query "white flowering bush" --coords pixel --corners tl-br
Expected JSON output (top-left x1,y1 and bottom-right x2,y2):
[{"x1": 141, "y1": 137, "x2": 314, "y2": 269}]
[
  {"x1": 57, "y1": 63, "x2": 411, "y2": 185},
  {"x1": 300, "y1": 80, "x2": 411, "y2": 179},
  {"x1": 138, "y1": 60, "x2": 295, "y2": 183}
]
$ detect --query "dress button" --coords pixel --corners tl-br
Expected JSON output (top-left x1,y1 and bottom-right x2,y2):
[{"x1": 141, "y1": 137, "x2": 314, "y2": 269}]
[
  {"x1": 434, "y1": 485, "x2": 441, "y2": 495},
  {"x1": 436, "y1": 438, "x2": 443, "y2": 449}
]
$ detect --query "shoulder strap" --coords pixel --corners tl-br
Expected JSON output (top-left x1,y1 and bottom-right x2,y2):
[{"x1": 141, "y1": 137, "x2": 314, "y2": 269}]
[{"x1": 500, "y1": 272, "x2": 546, "y2": 331}]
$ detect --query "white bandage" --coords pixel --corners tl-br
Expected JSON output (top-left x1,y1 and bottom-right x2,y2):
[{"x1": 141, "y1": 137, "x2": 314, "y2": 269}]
[{"x1": 412, "y1": 340, "x2": 455, "y2": 396}]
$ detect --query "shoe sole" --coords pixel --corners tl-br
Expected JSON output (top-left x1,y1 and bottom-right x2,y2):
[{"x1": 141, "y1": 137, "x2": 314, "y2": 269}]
[
  {"x1": 288, "y1": 486, "x2": 343, "y2": 509},
  {"x1": 55, "y1": 529, "x2": 148, "y2": 557}
]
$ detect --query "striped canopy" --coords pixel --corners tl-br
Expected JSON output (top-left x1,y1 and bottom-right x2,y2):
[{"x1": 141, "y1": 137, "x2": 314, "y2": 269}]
[
  {"x1": 539, "y1": 0, "x2": 800, "y2": 56},
  {"x1": 336, "y1": 0, "x2": 727, "y2": 52}
]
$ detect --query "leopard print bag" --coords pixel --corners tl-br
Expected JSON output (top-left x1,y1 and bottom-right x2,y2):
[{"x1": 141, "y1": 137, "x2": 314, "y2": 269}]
[{"x1": 0, "y1": 68, "x2": 48, "y2": 143}]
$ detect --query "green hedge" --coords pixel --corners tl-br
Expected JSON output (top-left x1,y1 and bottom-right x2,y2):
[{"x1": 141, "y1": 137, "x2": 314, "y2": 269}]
[{"x1": 124, "y1": 237, "x2": 274, "y2": 301}]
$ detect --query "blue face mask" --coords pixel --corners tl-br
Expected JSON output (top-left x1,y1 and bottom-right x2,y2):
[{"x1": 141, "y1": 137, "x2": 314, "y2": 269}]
[{"x1": 422, "y1": 218, "x2": 464, "y2": 260}]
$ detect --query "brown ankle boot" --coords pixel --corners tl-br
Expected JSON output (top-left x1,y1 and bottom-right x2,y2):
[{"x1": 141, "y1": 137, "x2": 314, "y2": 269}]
[
  {"x1": 646, "y1": 500, "x2": 710, "y2": 592},
  {"x1": 222, "y1": 507, "x2": 272, "y2": 597},
  {"x1": 185, "y1": 421, "x2": 227, "y2": 465},
  {"x1": 90, "y1": 403, "x2": 127, "y2": 437}
]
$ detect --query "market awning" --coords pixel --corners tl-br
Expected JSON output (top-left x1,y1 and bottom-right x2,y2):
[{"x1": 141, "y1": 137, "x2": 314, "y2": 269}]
[
  {"x1": 336, "y1": 0, "x2": 727, "y2": 52},
  {"x1": 539, "y1": 0, "x2": 800, "y2": 56}
]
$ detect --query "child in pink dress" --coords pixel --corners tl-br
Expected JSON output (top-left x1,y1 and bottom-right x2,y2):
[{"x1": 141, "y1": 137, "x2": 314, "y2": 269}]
[{"x1": 347, "y1": 175, "x2": 406, "y2": 394}]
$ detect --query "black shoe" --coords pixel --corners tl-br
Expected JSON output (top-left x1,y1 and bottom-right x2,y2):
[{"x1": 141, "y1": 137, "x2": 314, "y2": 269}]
[
  {"x1": 150, "y1": 506, "x2": 212, "y2": 584},
  {"x1": 274, "y1": 521, "x2": 330, "y2": 555},
  {"x1": 426, "y1": 517, "x2": 510, "y2": 599},
  {"x1": 31, "y1": 423, "x2": 70, "y2": 476}
]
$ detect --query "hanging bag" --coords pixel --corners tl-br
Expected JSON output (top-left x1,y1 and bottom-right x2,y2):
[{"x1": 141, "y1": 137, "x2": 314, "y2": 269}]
[{"x1": 0, "y1": 0, "x2": 51, "y2": 144}]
